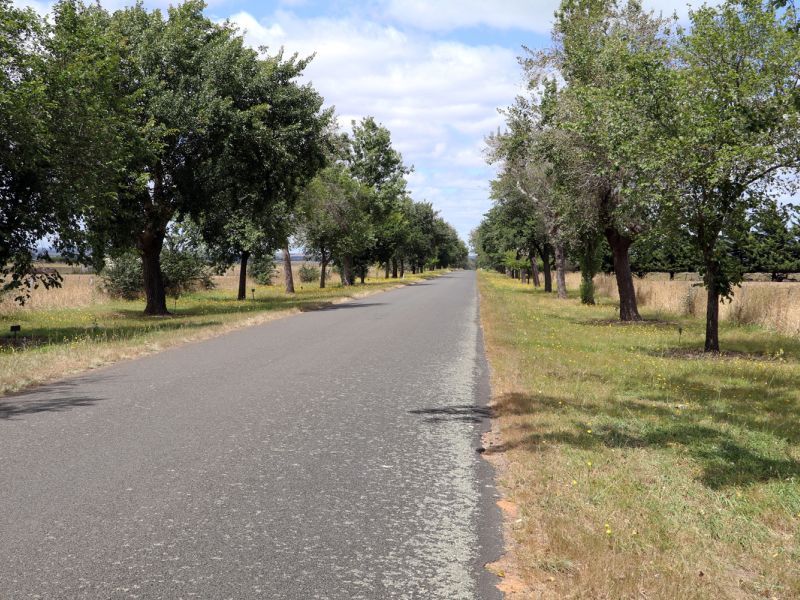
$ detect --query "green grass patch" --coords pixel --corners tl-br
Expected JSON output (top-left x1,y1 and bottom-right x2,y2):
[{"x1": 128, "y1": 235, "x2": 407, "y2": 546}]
[{"x1": 478, "y1": 271, "x2": 800, "y2": 600}]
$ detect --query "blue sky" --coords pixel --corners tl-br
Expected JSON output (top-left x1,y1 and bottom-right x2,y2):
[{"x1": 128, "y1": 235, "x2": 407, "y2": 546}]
[{"x1": 18, "y1": 0, "x2": 722, "y2": 241}]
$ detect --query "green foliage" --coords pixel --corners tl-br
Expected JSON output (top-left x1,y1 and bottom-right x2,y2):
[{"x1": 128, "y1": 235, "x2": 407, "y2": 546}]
[
  {"x1": 102, "y1": 238, "x2": 214, "y2": 301},
  {"x1": 741, "y1": 201, "x2": 800, "y2": 281},
  {"x1": 480, "y1": 0, "x2": 800, "y2": 349},
  {"x1": 251, "y1": 254, "x2": 277, "y2": 286},
  {"x1": 298, "y1": 264, "x2": 320, "y2": 284},
  {"x1": 101, "y1": 253, "x2": 143, "y2": 300},
  {"x1": 160, "y1": 246, "x2": 215, "y2": 301}
]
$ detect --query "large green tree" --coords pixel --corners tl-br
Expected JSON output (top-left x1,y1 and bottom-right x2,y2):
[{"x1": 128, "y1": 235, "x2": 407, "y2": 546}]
[
  {"x1": 297, "y1": 165, "x2": 375, "y2": 287},
  {"x1": 0, "y1": 1, "x2": 52, "y2": 300},
  {"x1": 524, "y1": 0, "x2": 676, "y2": 319},
  {"x1": 666, "y1": 0, "x2": 800, "y2": 351},
  {"x1": 1, "y1": 0, "x2": 127, "y2": 301}
]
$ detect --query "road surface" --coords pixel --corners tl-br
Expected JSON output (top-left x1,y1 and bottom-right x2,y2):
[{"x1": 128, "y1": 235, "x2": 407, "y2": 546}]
[{"x1": 0, "y1": 270, "x2": 503, "y2": 599}]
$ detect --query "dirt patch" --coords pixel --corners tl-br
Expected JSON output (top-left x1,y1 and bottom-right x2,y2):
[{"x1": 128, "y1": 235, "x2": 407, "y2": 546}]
[{"x1": 481, "y1": 419, "x2": 542, "y2": 599}]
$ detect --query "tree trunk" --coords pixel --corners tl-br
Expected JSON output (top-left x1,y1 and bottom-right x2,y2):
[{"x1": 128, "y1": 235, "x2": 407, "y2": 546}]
[
  {"x1": 530, "y1": 252, "x2": 540, "y2": 287},
  {"x1": 580, "y1": 270, "x2": 595, "y2": 305},
  {"x1": 139, "y1": 230, "x2": 169, "y2": 316},
  {"x1": 237, "y1": 250, "x2": 250, "y2": 301},
  {"x1": 669, "y1": 271, "x2": 675, "y2": 281},
  {"x1": 704, "y1": 264, "x2": 720, "y2": 353},
  {"x1": 411, "y1": 264, "x2": 416, "y2": 275},
  {"x1": 605, "y1": 229, "x2": 641, "y2": 321},
  {"x1": 400, "y1": 259, "x2": 405, "y2": 278},
  {"x1": 282, "y1": 246, "x2": 295, "y2": 294},
  {"x1": 392, "y1": 258, "x2": 398, "y2": 279},
  {"x1": 554, "y1": 243, "x2": 567, "y2": 299},
  {"x1": 384, "y1": 262, "x2": 390, "y2": 279},
  {"x1": 342, "y1": 255, "x2": 353, "y2": 286},
  {"x1": 542, "y1": 244, "x2": 553, "y2": 292},
  {"x1": 320, "y1": 257, "x2": 328, "y2": 289}
]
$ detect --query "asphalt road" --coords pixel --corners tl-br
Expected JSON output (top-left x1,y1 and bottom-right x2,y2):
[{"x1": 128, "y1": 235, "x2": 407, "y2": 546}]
[{"x1": 0, "y1": 270, "x2": 503, "y2": 599}]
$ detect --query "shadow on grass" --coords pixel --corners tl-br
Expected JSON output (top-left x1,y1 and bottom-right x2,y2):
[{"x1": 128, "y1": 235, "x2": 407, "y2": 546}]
[
  {"x1": 487, "y1": 392, "x2": 800, "y2": 489},
  {"x1": 0, "y1": 319, "x2": 225, "y2": 353},
  {"x1": 0, "y1": 381, "x2": 103, "y2": 420}
]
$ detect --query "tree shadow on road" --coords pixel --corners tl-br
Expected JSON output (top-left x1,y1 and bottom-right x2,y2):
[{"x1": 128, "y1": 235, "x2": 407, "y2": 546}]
[
  {"x1": 409, "y1": 404, "x2": 492, "y2": 424},
  {"x1": 0, "y1": 381, "x2": 104, "y2": 420}
]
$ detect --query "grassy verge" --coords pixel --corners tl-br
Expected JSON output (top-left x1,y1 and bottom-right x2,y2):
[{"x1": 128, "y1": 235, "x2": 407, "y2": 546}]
[
  {"x1": 0, "y1": 271, "x2": 442, "y2": 396},
  {"x1": 478, "y1": 271, "x2": 800, "y2": 600}
]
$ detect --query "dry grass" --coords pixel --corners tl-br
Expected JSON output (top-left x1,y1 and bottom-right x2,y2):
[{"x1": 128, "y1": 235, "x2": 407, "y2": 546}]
[
  {"x1": 570, "y1": 273, "x2": 800, "y2": 336},
  {"x1": 479, "y1": 271, "x2": 800, "y2": 600},
  {"x1": 0, "y1": 262, "x2": 385, "y2": 314},
  {"x1": 0, "y1": 266, "x2": 442, "y2": 396}
]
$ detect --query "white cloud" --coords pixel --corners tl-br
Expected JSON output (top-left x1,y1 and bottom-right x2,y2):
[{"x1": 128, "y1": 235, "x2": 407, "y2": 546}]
[
  {"x1": 229, "y1": 9, "x2": 521, "y2": 239},
  {"x1": 384, "y1": 0, "x2": 559, "y2": 33},
  {"x1": 382, "y1": 0, "x2": 715, "y2": 33}
]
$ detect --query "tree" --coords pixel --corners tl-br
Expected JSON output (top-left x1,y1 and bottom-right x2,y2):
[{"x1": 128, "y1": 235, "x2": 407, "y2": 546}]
[
  {"x1": 0, "y1": 1, "x2": 53, "y2": 301},
  {"x1": 523, "y1": 0, "x2": 676, "y2": 319},
  {"x1": 665, "y1": 0, "x2": 800, "y2": 351},
  {"x1": 297, "y1": 165, "x2": 375, "y2": 287},
  {"x1": 195, "y1": 49, "x2": 329, "y2": 300},
  {"x1": 743, "y1": 201, "x2": 800, "y2": 281},
  {"x1": 486, "y1": 97, "x2": 566, "y2": 295},
  {"x1": 347, "y1": 117, "x2": 413, "y2": 277},
  {"x1": 69, "y1": 2, "x2": 253, "y2": 315},
  {"x1": 1, "y1": 1, "x2": 126, "y2": 301}
]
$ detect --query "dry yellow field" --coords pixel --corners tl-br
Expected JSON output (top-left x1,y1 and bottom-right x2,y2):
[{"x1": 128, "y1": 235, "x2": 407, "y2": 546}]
[{"x1": 562, "y1": 273, "x2": 800, "y2": 336}]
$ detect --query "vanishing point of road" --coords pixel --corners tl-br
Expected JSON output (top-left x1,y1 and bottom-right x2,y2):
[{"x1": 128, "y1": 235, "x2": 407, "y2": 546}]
[{"x1": 0, "y1": 271, "x2": 503, "y2": 599}]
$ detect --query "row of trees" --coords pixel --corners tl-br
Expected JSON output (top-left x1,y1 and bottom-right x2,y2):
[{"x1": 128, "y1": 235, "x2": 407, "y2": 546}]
[
  {"x1": 472, "y1": 0, "x2": 800, "y2": 352},
  {"x1": 475, "y1": 197, "x2": 800, "y2": 281},
  {"x1": 298, "y1": 118, "x2": 467, "y2": 289},
  {"x1": 1, "y1": 0, "x2": 466, "y2": 313}
]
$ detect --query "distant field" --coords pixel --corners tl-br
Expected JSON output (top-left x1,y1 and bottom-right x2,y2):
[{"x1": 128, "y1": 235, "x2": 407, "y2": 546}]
[
  {"x1": 0, "y1": 264, "x2": 438, "y2": 396},
  {"x1": 479, "y1": 271, "x2": 799, "y2": 600},
  {"x1": 560, "y1": 273, "x2": 800, "y2": 336}
]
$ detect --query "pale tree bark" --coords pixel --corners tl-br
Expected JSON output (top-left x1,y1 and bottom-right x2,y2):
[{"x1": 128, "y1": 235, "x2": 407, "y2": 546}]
[
  {"x1": 554, "y1": 243, "x2": 567, "y2": 299},
  {"x1": 341, "y1": 255, "x2": 354, "y2": 286},
  {"x1": 529, "y1": 251, "x2": 540, "y2": 287},
  {"x1": 605, "y1": 229, "x2": 641, "y2": 321},
  {"x1": 282, "y1": 246, "x2": 295, "y2": 294},
  {"x1": 319, "y1": 258, "x2": 328, "y2": 289}
]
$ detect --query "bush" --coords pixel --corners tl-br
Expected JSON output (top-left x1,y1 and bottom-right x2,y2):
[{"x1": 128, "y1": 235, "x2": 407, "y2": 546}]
[
  {"x1": 161, "y1": 249, "x2": 215, "y2": 300},
  {"x1": 251, "y1": 254, "x2": 276, "y2": 285},
  {"x1": 102, "y1": 249, "x2": 215, "y2": 301},
  {"x1": 298, "y1": 263, "x2": 320, "y2": 284},
  {"x1": 102, "y1": 253, "x2": 143, "y2": 299}
]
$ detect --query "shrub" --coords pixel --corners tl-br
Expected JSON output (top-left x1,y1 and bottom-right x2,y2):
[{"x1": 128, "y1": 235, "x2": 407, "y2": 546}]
[
  {"x1": 102, "y1": 249, "x2": 215, "y2": 301},
  {"x1": 161, "y1": 249, "x2": 215, "y2": 301},
  {"x1": 298, "y1": 263, "x2": 320, "y2": 284},
  {"x1": 102, "y1": 253, "x2": 143, "y2": 299},
  {"x1": 251, "y1": 254, "x2": 276, "y2": 285}
]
